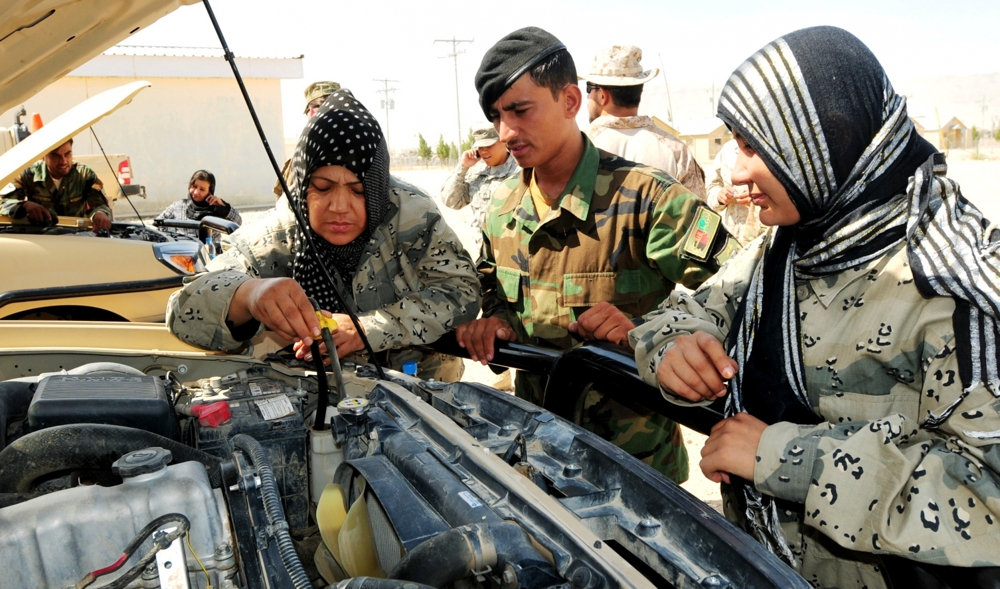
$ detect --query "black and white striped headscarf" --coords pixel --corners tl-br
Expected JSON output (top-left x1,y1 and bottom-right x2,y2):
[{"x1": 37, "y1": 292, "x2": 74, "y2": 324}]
[
  {"x1": 717, "y1": 25, "x2": 1000, "y2": 564},
  {"x1": 288, "y1": 88, "x2": 391, "y2": 313}
]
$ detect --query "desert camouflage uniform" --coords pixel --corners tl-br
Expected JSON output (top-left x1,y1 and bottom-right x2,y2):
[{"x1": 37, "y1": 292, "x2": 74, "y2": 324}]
[
  {"x1": 706, "y1": 139, "x2": 764, "y2": 246},
  {"x1": 168, "y1": 179, "x2": 481, "y2": 382},
  {"x1": 441, "y1": 155, "x2": 519, "y2": 255},
  {"x1": 1, "y1": 161, "x2": 111, "y2": 220},
  {"x1": 631, "y1": 238, "x2": 1000, "y2": 588},
  {"x1": 480, "y1": 137, "x2": 722, "y2": 482},
  {"x1": 587, "y1": 115, "x2": 707, "y2": 199}
]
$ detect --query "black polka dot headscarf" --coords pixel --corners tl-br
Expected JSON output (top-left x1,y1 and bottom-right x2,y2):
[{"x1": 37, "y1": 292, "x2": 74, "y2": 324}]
[{"x1": 289, "y1": 88, "x2": 391, "y2": 313}]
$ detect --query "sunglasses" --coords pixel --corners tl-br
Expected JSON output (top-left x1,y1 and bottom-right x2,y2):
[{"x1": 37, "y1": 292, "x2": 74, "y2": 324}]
[{"x1": 586, "y1": 82, "x2": 602, "y2": 94}]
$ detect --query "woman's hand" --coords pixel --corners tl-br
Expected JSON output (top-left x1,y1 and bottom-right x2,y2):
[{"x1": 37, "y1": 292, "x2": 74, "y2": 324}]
[
  {"x1": 700, "y1": 413, "x2": 768, "y2": 484},
  {"x1": 230, "y1": 278, "x2": 320, "y2": 345},
  {"x1": 205, "y1": 194, "x2": 226, "y2": 207},
  {"x1": 656, "y1": 331, "x2": 738, "y2": 402},
  {"x1": 292, "y1": 313, "x2": 365, "y2": 362}
]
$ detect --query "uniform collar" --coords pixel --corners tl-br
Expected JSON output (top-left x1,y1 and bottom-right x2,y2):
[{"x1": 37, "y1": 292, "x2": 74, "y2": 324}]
[
  {"x1": 589, "y1": 114, "x2": 654, "y2": 131},
  {"x1": 498, "y1": 133, "x2": 599, "y2": 224},
  {"x1": 805, "y1": 242, "x2": 902, "y2": 309}
]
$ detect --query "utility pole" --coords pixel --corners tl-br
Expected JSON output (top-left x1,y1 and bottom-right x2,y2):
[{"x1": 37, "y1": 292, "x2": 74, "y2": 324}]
[
  {"x1": 658, "y1": 53, "x2": 673, "y2": 125},
  {"x1": 373, "y1": 78, "x2": 399, "y2": 153},
  {"x1": 435, "y1": 36, "x2": 473, "y2": 148}
]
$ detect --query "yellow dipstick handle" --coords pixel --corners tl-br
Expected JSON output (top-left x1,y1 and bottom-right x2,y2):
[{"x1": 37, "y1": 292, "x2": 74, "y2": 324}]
[{"x1": 316, "y1": 312, "x2": 338, "y2": 333}]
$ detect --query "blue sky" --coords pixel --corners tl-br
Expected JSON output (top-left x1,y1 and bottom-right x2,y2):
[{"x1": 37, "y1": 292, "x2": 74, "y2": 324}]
[{"x1": 130, "y1": 0, "x2": 1000, "y2": 149}]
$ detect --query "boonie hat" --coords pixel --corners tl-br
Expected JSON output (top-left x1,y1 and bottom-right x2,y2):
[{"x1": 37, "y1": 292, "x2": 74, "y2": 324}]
[
  {"x1": 471, "y1": 123, "x2": 500, "y2": 148},
  {"x1": 580, "y1": 45, "x2": 659, "y2": 86},
  {"x1": 303, "y1": 81, "x2": 341, "y2": 113}
]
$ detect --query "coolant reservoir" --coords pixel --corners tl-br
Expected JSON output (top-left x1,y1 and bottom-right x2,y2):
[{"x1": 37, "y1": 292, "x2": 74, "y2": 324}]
[
  {"x1": 310, "y1": 426, "x2": 344, "y2": 501},
  {"x1": 0, "y1": 452, "x2": 233, "y2": 589}
]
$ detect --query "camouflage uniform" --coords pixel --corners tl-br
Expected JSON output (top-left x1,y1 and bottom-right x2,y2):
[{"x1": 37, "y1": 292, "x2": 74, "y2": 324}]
[
  {"x1": 631, "y1": 239, "x2": 1000, "y2": 588},
  {"x1": 587, "y1": 115, "x2": 707, "y2": 199},
  {"x1": 480, "y1": 137, "x2": 723, "y2": 482},
  {"x1": 1, "y1": 161, "x2": 111, "y2": 220},
  {"x1": 168, "y1": 179, "x2": 481, "y2": 382},
  {"x1": 440, "y1": 155, "x2": 519, "y2": 255},
  {"x1": 706, "y1": 139, "x2": 764, "y2": 246}
]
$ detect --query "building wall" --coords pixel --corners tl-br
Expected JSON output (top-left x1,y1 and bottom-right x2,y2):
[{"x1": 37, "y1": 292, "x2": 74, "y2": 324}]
[{"x1": 0, "y1": 76, "x2": 285, "y2": 217}]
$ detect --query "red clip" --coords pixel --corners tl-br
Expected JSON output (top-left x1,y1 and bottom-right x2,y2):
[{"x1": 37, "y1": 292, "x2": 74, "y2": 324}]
[{"x1": 191, "y1": 401, "x2": 231, "y2": 427}]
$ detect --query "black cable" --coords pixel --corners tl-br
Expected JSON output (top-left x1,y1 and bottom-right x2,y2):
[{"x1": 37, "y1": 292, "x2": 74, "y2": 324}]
[
  {"x1": 76, "y1": 513, "x2": 190, "y2": 589},
  {"x1": 201, "y1": 0, "x2": 385, "y2": 380},
  {"x1": 89, "y1": 127, "x2": 145, "y2": 227},
  {"x1": 311, "y1": 339, "x2": 331, "y2": 430}
]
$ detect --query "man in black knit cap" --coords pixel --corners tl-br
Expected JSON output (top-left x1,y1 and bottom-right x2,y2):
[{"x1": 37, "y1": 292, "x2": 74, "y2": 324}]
[{"x1": 456, "y1": 26, "x2": 736, "y2": 482}]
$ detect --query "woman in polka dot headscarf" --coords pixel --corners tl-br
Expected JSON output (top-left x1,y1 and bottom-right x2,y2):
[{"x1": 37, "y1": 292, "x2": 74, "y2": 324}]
[{"x1": 167, "y1": 89, "x2": 481, "y2": 381}]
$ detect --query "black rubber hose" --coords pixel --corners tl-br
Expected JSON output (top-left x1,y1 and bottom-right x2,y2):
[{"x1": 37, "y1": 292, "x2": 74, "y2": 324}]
[
  {"x1": 0, "y1": 424, "x2": 223, "y2": 493},
  {"x1": 389, "y1": 522, "x2": 558, "y2": 588},
  {"x1": 0, "y1": 381, "x2": 34, "y2": 451},
  {"x1": 330, "y1": 578, "x2": 436, "y2": 589},
  {"x1": 230, "y1": 434, "x2": 311, "y2": 589}
]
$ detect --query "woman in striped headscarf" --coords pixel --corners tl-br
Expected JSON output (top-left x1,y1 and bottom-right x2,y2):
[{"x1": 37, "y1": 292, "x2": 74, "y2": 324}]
[{"x1": 632, "y1": 26, "x2": 1000, "y2": 588}]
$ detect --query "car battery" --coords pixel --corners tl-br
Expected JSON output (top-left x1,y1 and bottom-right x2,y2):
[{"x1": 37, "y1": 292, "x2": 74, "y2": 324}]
[
  {"x1": 27, "y1": 374, "x2": 177, "y2": 439},
  {"x1": 194, "y1": 378, "x2": 309, "y2": 529}
]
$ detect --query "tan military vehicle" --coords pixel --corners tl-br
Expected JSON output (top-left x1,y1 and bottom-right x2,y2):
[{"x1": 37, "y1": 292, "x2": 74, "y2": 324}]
[
  {"x1": 0, "y1": 81, "x2": 236, "y2": 321},
  {"x1": 0, "y1": 2, "x2": 809, "y2": 589}
]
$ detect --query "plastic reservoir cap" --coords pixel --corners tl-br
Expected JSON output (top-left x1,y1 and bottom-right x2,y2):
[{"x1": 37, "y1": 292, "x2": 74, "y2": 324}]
[
  {"x1": 112, "y1": 447, "x2": 173, "y2": 478},
  {"x1": 402, "y1": 361, "x2": 418, "y2": 376},
  {"x1": 191, "y1": 400, "x2": 231, "y2": 427}
]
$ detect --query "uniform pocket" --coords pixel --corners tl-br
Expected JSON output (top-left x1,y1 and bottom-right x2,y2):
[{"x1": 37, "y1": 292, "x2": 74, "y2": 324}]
[
  {"x1": 495, "y1": 266, "x2": 523, "y2": 303},
  {"x1": 562, "y1": 271, "x2": 641, "y2": 308},
  {"x1": 817, "y1": 389, "x2": 919, "y2": 423}
]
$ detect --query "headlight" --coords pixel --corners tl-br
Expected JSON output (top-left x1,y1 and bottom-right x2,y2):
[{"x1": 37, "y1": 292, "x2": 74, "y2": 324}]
[{"x1": 154, "y1": 242, "x2": 203, "y2": 275}]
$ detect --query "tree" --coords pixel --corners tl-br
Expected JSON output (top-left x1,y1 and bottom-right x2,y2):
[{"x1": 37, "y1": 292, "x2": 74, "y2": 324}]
[
  {"x1": 994, "y1": 128, "x2": 1000, "y2": 142},
  {"x1": 460, "y1": 127, "x2": 475, "y2": 152},
  {"x1": 417, "y1": 133, "x2": 432, "y2": 164},
  {"x1": 449, "y1": 142, "x2": 459, "y2": 160},
  {"x1": 435, "y1": 134, "x2": 450, "y2": 163}
]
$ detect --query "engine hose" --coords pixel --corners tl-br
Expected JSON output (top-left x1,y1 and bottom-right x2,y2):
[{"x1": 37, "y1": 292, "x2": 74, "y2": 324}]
[
  {"x1": 0, "y1": 381, "x2": 34, "y2": 451},
  {"x1": 0, "y1": 424, "x2": 223, "y2": 493},
  {"x1": 330, "y1": 578, "x2": 436, "y2": 589},
  {"x1": 229, "y1": 434, "x2": 311, "y2": 589},
  {"x1": 389, "y1": 522, "x2": 559, "y2": 588},
  {"x1": 374, "y1": 415, "x2": 503, "y2": 527}
]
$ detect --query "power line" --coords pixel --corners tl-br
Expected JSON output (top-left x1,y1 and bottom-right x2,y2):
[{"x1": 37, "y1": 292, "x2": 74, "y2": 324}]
[
  {"x1": 373, "y1": 77, "x2": 399, "y2": 152},
  {"x1": 434, "y1": 36, "x2": 473, "y2": 149}
]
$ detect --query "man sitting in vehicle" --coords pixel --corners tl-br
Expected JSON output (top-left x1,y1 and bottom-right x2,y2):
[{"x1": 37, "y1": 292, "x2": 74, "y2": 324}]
[{"x1": 0, "y1": 139, "x2": 112, "y2": 231}]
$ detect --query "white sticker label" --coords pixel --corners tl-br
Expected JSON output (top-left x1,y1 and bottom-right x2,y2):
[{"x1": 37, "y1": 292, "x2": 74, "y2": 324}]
[
  {"x1": 256, "y1": 395, "x2": 295, "y2": 420},
  {"x1": 458, "y1": 491, "x2": 482, "y2": 508},
  {"x1": 249, "y1": 382, "x2": 263, "y2": 396}
]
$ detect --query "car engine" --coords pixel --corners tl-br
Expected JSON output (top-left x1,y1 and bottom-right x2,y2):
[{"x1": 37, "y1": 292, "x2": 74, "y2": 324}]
[{"x1": 0, "y1": 355, "x2": 806, "y2": 589}]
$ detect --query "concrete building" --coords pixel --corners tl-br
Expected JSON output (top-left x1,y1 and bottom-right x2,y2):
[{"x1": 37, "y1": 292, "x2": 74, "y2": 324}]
[
  {"x1": 664, "y1": 118, "x2": 731, "y2": 164},
  {"x1": 0, "y1": 46, "x2": 302, "y2": 216}
]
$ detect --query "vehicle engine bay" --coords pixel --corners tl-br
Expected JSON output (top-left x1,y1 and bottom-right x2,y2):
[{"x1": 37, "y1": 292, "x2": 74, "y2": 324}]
[{"x1": 0, "y1": 348, "x2": 806, "y2": 589}]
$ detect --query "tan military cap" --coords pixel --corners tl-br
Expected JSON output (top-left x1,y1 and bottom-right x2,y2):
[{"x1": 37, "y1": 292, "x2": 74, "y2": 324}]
[
  {"x1": 579, "y1": 45, "x2": 659, "y2": 86},
  {"x1": 303, "y1": 81, "x2": 341, "y2": 113},
  {"x1": 471, "y1": 123, "x2": 500, "y2": 148}
]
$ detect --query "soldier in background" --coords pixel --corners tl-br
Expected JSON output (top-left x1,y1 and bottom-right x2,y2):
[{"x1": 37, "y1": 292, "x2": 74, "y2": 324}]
[
  {"x1": 440, "y1": 122, "x2": 519, "y2": 257},
  {"x1": 707, "y1": 138, "x2": 764, "y2": 245},
  {"x1": 457, "y1": 27, "x2": 736, "y2": 481},
  {"x1": 583, "y1": 45, "x2": 706, "y2": 199},
  {"x1": 1, "y1": 139, "x2": 112, "y2": 231},
  {"x1": 273, "y1": 80, "x2": 342, "y2": 199}
]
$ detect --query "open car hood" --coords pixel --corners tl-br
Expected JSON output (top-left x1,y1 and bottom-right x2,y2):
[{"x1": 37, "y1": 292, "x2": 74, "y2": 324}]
[
  {"x1": 0, "y1": 81, "x2": 150, "y2": 189},
  {"x1": 0, "y1": 0, "x2": 200, "y2": 115}
]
